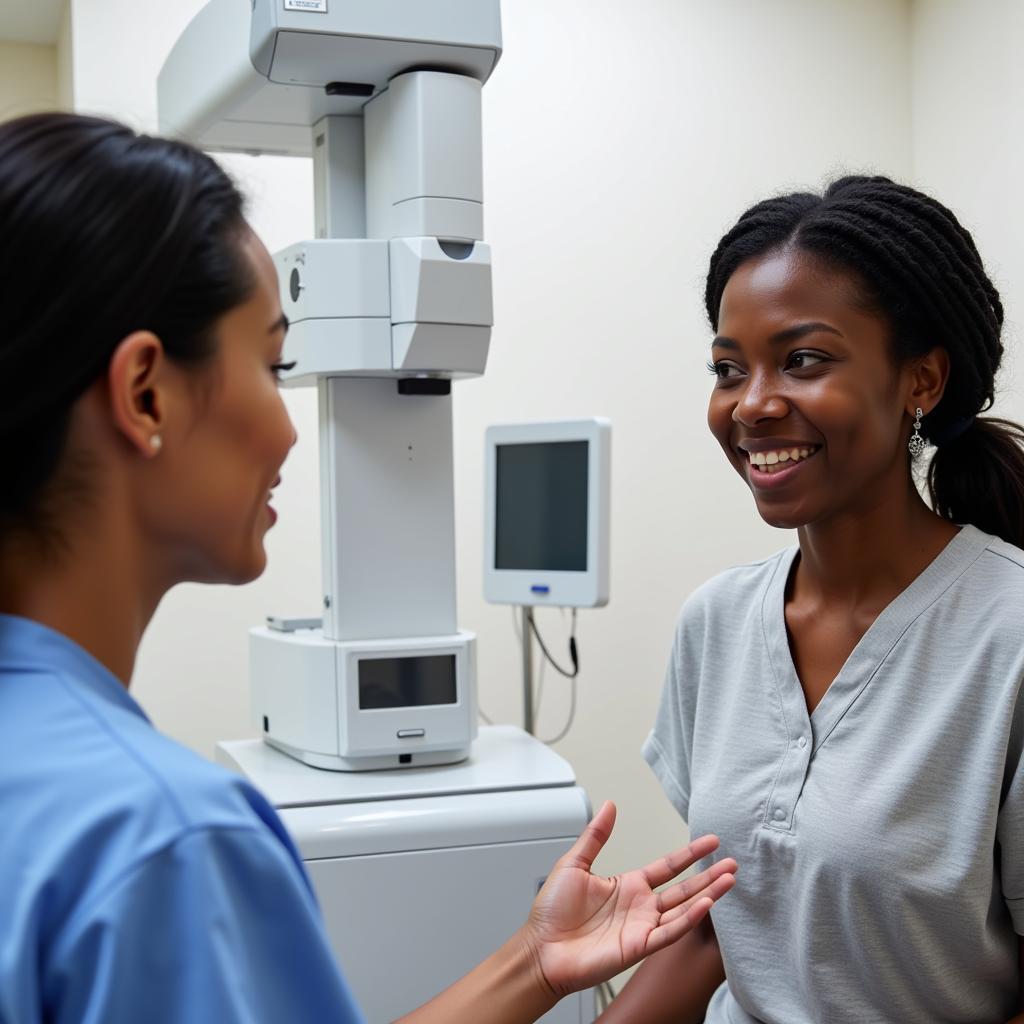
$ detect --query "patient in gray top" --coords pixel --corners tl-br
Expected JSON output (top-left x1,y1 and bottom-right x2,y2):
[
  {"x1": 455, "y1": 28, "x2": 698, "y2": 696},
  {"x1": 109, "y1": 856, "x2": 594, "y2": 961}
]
[
  {"x1": 600, "y1": 177, "x2": 1024, "y2": 1024},
  {"x1": 646, "y1": 525, "x2": 1024, "y2": 1023}
]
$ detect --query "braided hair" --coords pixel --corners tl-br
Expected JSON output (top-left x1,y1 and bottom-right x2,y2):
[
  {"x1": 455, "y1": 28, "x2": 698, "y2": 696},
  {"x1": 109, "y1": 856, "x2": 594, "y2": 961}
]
[
  {"x1": 705, "y1": 175, "x2": 1024, "y2": 548},
  {"x1": 0, "y1": 112, "x2": 251, "y2": 544}
]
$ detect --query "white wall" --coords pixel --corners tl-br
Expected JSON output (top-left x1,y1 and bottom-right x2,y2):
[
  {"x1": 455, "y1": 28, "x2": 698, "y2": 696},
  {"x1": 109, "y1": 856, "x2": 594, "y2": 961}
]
[
  {"x1": 911, "y1": 0, "x2": 1024, "y2": 427},
  {"x1": 63, "y1": 0, "x2": 914, "y2": 888},
  {"x1": 0, "y1": 40, "x2": 57, "y2": 118}
]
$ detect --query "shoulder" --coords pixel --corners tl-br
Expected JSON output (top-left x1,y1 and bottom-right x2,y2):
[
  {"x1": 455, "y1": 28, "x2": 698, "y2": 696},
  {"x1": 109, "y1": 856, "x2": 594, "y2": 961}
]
[
  {"x1": 978, "y1": 535, "x2": 1024, "y2": 583},
  {"x1": 29, "y1": 663, "x2": 275, "y2": 836},
  {"x1": 960, "y1": 531, "x2": 1024, "y2": 619},
  {"x1": 0, "y1": 666, "x2": 290, "y2": 959},
  {"x1": 672, "y1": 546, "x2": 791, "y2": 641}
]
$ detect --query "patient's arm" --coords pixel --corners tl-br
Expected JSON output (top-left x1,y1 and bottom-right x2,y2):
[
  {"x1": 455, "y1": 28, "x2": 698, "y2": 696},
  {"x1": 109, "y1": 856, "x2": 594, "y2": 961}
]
[{"x1": 596, "y1": 914, "x2": 726, "y2": 1024}]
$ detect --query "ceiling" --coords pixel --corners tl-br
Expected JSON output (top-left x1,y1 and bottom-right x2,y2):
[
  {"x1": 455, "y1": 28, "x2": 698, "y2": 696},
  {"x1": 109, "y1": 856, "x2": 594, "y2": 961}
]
[{"x1": 0, "y1": 0, "x2": 65, "y2": 45}]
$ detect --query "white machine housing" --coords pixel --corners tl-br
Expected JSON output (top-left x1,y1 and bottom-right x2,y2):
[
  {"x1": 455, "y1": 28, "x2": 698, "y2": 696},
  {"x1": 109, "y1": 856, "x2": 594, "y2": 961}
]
[
  {"x1": 159, "y1": 0, "x2": 502, "y2": 769},
  {"x1": 485, "y1": 419, "x2": 612, "y2": 608},
  {"x1": 251, "y1": 627, "x2": 476, "y2": 771},
  {"x1": 217, "y1": 727, "x2": 595, "y2": 1023},
  {"x1": 156, "y1": 0, "x2": 501, "y2": 157}
]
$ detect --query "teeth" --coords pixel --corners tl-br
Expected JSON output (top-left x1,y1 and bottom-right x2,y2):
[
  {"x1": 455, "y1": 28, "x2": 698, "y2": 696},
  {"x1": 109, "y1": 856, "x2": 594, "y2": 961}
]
[{"x1": 748, "y1": 446, "x2": 818, "y2": 470}]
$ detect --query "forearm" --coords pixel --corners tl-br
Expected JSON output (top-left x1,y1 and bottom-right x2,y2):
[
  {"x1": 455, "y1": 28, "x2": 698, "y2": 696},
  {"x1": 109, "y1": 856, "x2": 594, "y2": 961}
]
[
  {"x1": 394, "y1": 927, "x2": 558, "y2": 1024},
  {"x1": 596, "y1": 916, "x2": 725, "y2": 1024}
]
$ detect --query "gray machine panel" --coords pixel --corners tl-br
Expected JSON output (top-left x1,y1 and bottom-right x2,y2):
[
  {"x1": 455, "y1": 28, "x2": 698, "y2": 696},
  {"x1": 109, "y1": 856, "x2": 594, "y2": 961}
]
[{"x1": 157, "y1": 0, "x2": 502, "y2": 156}]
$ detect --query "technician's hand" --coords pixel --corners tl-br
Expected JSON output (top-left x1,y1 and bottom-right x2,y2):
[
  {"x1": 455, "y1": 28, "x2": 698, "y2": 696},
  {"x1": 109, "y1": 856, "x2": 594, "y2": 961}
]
[{"x1": 522, "y1": 801, "x2": 736, "y2": 998}]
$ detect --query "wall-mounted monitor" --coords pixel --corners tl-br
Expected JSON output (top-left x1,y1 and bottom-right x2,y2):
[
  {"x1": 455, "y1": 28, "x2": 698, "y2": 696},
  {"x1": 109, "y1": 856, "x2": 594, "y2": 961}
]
[{"x1": 484, "y1": 418, "x2": 610, "y2": 608}]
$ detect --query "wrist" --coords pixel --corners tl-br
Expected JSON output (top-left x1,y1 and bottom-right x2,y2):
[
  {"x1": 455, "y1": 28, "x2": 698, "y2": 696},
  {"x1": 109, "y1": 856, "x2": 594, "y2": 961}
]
[{"x1": 511, "y1": 925, "x2": 561, "y2": 1010}]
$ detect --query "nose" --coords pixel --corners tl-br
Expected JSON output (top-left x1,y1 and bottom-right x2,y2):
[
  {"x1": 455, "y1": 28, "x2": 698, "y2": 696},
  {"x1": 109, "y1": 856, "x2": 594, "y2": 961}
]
[{"x1": 732, "y1": 368, "x2": 790, "y2": 427}]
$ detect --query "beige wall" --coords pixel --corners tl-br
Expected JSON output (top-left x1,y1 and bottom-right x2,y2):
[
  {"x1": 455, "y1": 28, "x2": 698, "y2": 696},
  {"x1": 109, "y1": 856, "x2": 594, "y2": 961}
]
[
  {"x1": 55, "y1": 1, "x2": 72, "y2": 110},
  {"x1": 0, "y1": 40, "x2": 57, "y2": 118},
  {"x1": 911, "y1": 0, "x2": 1024, "y2": 429},
  {"x1": 60, "y1": 0, "x2": 917, "y2": 898}
]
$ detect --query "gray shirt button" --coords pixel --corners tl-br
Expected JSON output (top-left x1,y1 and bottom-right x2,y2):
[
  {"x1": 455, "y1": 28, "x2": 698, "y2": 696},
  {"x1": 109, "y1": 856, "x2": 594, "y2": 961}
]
[
  {"x1": 773, "y1": 808, "x2": 786, "y2": 821},
  {"x1": 798, "y1": 736, "x2": 807, "y2": 748}
]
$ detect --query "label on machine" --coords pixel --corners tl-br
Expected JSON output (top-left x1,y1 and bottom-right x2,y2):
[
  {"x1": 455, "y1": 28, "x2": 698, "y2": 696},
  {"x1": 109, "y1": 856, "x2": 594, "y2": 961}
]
[{"x1": 283, "y1": 0, "x2": 328, "y2": 12}]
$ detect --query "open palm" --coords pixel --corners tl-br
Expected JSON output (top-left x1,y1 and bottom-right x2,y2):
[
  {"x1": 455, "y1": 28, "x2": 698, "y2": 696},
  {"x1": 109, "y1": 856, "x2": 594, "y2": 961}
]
[{"x1": 524, "y1": 801, "x2": 736, "y2": 997}]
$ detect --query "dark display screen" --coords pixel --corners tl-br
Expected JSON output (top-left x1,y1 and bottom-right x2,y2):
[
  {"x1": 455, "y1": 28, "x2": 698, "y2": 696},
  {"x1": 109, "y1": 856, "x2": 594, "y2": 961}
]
[
  {"x1": 358, "y1": 655, "x2": 458, "y2": 710},
  {"x1": 495, "y1": 441, "x2": 588, "y2": 572}
]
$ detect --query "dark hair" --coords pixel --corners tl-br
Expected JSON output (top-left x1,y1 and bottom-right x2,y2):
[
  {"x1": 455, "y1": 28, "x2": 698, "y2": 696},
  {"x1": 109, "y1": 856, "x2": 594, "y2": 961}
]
[
  {"x1": 705, "y1": 175, "x2": 1024, "y2": 548},
  {"x1": 0, "y1": 112, "x2": 251, "y2": 538}
]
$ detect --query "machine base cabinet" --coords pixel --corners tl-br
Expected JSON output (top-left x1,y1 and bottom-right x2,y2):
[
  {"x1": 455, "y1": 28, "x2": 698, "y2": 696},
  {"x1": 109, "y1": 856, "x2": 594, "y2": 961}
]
[
  {"x1": 217, "y1": 726, "x2": 597, "y2": 1023},
  {"x1": 303, "y1": 839, "x2": 594, "y2": 1022}
]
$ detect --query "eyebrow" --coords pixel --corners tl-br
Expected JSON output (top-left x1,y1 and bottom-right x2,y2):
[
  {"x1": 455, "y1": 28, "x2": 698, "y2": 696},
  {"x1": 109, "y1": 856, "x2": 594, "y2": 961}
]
[
  {"x1": 270, "y1": 313, "x2": 290, "y2": 335},
  {"x1": 712, "y1": 321, "x2": 843, "y2": 350}
]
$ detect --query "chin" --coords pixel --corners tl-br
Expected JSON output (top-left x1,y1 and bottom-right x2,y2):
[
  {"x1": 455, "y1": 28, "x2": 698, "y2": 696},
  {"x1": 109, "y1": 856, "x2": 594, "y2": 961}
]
[
  {"x1": 753, "y1": 501, "x2": 815, "y2": 532},
  {"x1": 214, "y1": 546, "x2": 269, "y2": 586},
  {"x1": 235, "y1": 553, "x2": 268, "y2": 585}
]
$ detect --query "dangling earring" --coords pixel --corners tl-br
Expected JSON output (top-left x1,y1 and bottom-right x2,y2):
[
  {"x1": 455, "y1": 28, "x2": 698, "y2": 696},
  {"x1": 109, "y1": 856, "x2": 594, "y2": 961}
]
[{"x1": 908, "y1": 408, "x2": 926, "y2": 459}]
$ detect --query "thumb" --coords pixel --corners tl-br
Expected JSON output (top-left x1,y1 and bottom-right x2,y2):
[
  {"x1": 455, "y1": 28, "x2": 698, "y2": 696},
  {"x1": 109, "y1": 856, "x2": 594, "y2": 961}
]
[{"x1": 562, "y1": 800, "x2": 616, "y2": 872}]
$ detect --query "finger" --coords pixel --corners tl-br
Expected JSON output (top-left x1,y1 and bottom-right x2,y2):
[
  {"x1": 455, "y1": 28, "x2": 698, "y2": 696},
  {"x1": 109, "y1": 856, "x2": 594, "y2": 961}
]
[
  {"x1": 645, "y1": 897, "x2": 714, "y2": 957},
  {"x1": 659, "y1": 872, "x2": 735, "y2": 927},
  {"x1": 641, "y1": 833, "x2": 721, "y2": 889},
  {"x1": 561, "y1": 800, "x2": 617, "y2": 871},
  {"x1": 656, "y1": 858, "x2": 738, "y2": 914}
]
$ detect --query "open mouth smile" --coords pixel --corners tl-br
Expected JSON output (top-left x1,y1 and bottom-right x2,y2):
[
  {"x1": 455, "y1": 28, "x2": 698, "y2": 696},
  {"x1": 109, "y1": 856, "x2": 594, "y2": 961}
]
[{"x1": 747, "y1": 445, "x2": 821, "y2": 475}]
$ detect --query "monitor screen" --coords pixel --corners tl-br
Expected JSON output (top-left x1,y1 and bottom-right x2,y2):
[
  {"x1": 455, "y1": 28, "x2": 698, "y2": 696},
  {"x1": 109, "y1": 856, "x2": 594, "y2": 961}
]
[
  {"x1": 358, "y1": 655, "x2": 458, "y2": 710},
  {"x1": 495, "y1": 440, "x2": 588, "y2": 572}
]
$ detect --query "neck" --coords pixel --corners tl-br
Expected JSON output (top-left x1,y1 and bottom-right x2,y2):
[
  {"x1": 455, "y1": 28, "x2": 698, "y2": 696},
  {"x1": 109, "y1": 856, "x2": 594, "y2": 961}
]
[
  {"x1": 0, "y1": 501, "x2": 171, "y2": 687},
  {"x1": 794, "y1": 477, "x2": 959, "y2": 610}
]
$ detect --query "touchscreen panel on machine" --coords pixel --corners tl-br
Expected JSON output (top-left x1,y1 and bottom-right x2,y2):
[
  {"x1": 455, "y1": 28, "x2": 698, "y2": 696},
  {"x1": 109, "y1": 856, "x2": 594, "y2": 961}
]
[
  {"x1": 358, "y1": 655, "x2": 458, "y2": 709},
  {"x1": 495, "y1": 441, "x2": 589, "y2": 571}
]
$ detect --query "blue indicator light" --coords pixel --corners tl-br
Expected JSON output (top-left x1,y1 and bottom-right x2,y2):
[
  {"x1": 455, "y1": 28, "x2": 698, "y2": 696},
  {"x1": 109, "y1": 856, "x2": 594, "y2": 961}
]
[{"x1": 530, "y1": 585, "x2": 551, "y2": 594}]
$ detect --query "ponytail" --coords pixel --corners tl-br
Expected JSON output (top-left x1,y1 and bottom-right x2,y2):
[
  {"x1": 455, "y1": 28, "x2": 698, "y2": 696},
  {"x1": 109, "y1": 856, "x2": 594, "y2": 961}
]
[{"x1": 927, "y1": 417, "x2": 1024, "y2": 548}]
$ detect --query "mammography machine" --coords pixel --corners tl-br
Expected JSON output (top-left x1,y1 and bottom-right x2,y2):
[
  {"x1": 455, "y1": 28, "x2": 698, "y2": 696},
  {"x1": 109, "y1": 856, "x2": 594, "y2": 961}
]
[{"x1": 159, "y1": 2, "x2": 598, "y2": 1019}]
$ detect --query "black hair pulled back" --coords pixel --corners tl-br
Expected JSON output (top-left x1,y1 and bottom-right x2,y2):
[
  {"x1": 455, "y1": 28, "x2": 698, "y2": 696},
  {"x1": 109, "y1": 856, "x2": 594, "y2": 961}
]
[
  {"x1": 705, "y1": 175, "x2": 1024, "y2": 548},
  {"x1": 0, "y1": 112, "x2": 251, "y2": 536}
]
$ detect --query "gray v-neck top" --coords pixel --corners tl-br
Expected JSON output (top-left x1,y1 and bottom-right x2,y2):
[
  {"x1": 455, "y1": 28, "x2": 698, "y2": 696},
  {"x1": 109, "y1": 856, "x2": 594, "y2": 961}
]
[{"x1": 643, "y1": 525, "x2": 1024, "y2": 1023}]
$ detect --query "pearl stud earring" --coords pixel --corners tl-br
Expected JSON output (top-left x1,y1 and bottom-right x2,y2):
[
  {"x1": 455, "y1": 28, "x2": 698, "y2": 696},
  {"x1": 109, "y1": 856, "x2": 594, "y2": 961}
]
[{"x1": 150, "y1": 435, "x2": 163, "y2": 453}]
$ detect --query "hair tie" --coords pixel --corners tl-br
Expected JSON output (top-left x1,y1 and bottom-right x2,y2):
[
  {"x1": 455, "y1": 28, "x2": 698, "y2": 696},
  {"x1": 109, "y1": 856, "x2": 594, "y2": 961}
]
[{"x1": 929, "y1": 414, "x2": 976, "y2": 447}]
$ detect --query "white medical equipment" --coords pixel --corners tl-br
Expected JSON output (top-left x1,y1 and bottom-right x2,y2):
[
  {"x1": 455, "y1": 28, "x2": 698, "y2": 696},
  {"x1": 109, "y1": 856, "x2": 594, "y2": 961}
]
[
  {"x1": 484, "y1": 419, "x2": 612, "y2": 609},
  {"x1": 484, "y1": 419, "x2": 611, "y2": 734},
  {"x1": 160, "y1": 7, "x2": 599, "y2": 1019},
  {"x1": 216, "y1": 727, "x2": 595, "y2": 1023},
  {"x1": 159, "y1": 0, "x2": 502, "y2": 771}
]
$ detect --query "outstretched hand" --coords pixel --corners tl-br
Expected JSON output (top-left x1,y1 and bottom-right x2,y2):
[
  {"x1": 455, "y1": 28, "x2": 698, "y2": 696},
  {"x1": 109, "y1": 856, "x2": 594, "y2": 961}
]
[{"x1": 523, "y1": 801, "x2": 736, "y2": 998}]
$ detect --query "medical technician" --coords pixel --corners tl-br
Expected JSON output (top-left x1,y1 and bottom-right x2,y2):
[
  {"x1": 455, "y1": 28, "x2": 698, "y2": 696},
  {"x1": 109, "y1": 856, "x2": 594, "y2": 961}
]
[
  {"x1": 0, "y1": 112, "x2": 738, "y2": 1024},
  {"x1": 596, "y1": 178, "x2": 1024, "y2": 1024}
]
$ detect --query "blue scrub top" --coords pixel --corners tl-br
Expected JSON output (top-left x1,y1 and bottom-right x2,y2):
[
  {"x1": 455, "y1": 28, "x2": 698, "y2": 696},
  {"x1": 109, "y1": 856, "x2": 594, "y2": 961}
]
[{"x1": 0, "y1": 614, "x2": 366, "y2": 1024}]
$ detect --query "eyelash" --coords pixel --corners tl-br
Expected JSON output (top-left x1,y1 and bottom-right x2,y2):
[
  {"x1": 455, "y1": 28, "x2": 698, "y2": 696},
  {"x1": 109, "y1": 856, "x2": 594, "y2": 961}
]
[
  {"x1": 271, "y1": 361, "x2": 297, "y2": 381},
  {"x1": 707, "y1": 350, "x2": 828, "y2": 379}
]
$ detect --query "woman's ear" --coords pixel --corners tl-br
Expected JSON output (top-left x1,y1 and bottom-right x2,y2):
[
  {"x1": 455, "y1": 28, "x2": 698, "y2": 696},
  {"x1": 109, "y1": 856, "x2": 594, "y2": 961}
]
[
  {"x1": 907, "y1": 346, "x2": 950, "y2": 417},
  {"x1": 106, "y1": 331, "x2": 169, "y2": 458}
]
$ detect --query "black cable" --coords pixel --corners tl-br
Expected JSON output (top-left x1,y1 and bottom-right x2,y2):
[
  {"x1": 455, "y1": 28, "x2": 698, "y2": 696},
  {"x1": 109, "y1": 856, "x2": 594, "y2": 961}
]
[{"x1": 528, "y1": 607, "x2": 579, "y2": 679}]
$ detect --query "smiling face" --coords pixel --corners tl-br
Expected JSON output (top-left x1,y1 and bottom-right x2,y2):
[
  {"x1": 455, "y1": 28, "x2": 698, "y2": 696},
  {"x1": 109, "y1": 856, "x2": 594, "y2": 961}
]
[
  {"x1": 144, "y1": 229, "x2": 297, "y2": 584},
  {"x1": 707, "y1": 247, "x2": 918, "y2": 530}
]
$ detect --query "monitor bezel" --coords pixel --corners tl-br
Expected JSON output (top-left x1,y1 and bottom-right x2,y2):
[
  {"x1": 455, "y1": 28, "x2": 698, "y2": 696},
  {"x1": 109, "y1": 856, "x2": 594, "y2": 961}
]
[{"x1": 483, "y1": 418, "x2": 610, "y2": 608}]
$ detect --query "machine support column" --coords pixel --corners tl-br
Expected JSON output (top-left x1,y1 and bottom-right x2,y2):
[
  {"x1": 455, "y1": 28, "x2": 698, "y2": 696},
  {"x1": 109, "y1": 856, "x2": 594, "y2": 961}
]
[{"x1": 313, "y1": 115, "x2": 366, "y2": 239}]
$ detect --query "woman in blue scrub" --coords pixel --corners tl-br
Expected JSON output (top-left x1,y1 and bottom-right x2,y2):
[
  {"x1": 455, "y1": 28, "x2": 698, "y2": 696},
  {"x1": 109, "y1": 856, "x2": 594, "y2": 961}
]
[
  {"x1": 601, "y1": 180, "x2": 1024, "y2": 1022},
  {"x1": 0, "y1": 113, "x2": 737, "y2": 1024}
]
